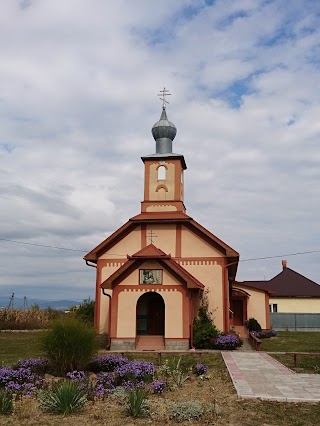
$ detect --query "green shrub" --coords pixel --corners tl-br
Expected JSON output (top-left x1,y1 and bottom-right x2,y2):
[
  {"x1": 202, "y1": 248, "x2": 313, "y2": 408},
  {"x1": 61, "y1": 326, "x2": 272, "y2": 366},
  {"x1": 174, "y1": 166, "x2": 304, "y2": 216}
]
[
  {"x1": 246, "y1": 318, "x2": 262, "y2": 332},
  {"x1": 0, "y1": 390, "x2": 13, "y2": 415},
  {"x1": 71, "y1": 299, "x2": 95, "y2": 326},
  {"x1": 38, "y1": 380, "x2": 87, "y2": 415},
  {"x1": 41, "y1": 317, "x2": 97, "y2": 375},
  {"x1": 126, "y1": 388, "x2": 148, "y2": 418},
  {"x1": 169, "y1": 400, "x2": 204, "y2": 422},
  {"x1": 193, "y1": 292, "x2": 219, "y2": 349}
]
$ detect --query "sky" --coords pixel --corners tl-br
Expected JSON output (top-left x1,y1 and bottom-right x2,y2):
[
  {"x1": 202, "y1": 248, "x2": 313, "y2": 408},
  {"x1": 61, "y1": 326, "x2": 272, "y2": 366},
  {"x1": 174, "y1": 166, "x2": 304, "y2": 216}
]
[{"x1": 1, "y1": 0, "x2": 320, "y2": 302}]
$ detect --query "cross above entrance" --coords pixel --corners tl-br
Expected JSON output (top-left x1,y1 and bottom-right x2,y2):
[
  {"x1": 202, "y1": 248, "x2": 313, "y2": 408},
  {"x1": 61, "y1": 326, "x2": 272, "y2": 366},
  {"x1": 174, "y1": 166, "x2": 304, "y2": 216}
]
[{"x1": 147, "y1": 230, "x2": 157, "y2": 244}]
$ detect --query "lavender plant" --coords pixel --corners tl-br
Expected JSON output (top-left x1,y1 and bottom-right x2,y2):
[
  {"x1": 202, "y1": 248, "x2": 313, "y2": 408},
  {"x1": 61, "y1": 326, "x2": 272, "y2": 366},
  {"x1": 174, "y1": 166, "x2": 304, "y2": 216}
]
[
  {"x1": 88, "y1": 355, "x2": 128, "y2": 373},
  {"x1": 194, "y1": 363, "x2": 208, "y2": 376},
  {"x1": 151, "y1": 380, "x2": 166, "y2": 394},
  {"x1": 114, "y1": 361, "x2": 155, "y2": 386},
  {"x1": 94, "y1": 372, "x2": 115, "y2": 396},
  {"x1": 212, "y1": 334, "x2": 242, "y2": 350},
  {"x1": 0, "y1": 367, "x2": 43, "y2": 396},
  {"x1": 16, "y1": 357, "x2": 49, "y2": 374}
]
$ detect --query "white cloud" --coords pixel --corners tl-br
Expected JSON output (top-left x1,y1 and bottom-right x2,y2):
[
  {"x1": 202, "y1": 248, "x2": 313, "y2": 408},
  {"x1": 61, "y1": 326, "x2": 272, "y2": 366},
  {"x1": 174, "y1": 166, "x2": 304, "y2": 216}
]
[{"x1": 0, "y1": 0, "x2": 319, "y2": 300}]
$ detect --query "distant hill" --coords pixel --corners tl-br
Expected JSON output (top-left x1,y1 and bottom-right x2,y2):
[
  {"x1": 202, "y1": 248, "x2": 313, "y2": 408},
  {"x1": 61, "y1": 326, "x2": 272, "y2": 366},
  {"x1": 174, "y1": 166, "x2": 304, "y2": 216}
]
[{"x1": 0, "y1": 297, "x2": 81, "y2": 311}]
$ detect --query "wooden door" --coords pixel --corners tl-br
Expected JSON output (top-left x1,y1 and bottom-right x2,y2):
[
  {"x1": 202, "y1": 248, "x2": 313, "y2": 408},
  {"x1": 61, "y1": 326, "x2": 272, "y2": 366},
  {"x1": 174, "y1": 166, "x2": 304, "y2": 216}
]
[
  {"x1": 232, "y1": 300, "x2": 244, "y2": 326},
  {"x1": 148, "y1": 295, "x2": 164, "y2": 335}
]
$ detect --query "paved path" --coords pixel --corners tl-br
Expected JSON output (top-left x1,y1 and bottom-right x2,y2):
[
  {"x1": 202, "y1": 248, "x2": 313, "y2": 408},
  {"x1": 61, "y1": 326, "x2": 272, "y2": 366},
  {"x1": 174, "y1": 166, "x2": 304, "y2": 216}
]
[{"x1": 222, "y1": 351, "x2": 320, "y2": 402}]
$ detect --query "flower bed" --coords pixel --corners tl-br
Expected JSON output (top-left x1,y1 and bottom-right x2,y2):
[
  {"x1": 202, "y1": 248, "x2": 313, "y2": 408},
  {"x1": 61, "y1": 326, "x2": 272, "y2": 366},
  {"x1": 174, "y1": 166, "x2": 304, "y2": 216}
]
[
  {"x1": 0, "y1": 355, "x2": 210, "y2": 418},
  {"x1": 251, "y1": 329, "x2": 277, "y2": 339},
  {"x1": 211, "y1": 333, "x2": 243, "y2": 350}
]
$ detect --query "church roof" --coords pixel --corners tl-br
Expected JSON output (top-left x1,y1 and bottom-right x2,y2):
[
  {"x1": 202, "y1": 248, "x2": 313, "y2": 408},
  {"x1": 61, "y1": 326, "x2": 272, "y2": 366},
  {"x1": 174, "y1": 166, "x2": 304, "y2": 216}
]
[
  {"x1": 84, "y1": 213, "x2": 239, "y2": 266},
  {"x1": 129, "y1": 244, "x2": 171, "y2": 259},
  {"x1": 100, "y1": 244, "x2": 204, "y2": 290},
  {"x1": 238, "y1": 266, "x2": 320, "y2": 297}
]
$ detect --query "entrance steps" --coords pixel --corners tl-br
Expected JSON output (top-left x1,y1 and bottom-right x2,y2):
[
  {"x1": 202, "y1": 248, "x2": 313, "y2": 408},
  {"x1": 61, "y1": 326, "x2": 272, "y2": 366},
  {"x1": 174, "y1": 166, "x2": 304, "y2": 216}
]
[
  {"x1": 136, "y1": 335, "x2": 165, "y2": 351},
  {"x1": 232, "y1": 326, "x2": 248, "y2": 338}
]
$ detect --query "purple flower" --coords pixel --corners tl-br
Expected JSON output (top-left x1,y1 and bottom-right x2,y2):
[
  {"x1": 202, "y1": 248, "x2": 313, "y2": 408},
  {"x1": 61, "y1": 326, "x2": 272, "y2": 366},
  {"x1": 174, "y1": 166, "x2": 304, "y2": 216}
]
[
  {"x1": 122, "y1": 380, "x2": 146, "y2": 390},
  {"x1": 90, "y1": 355, "x2": 128, "y2": 372},
  {"x1": 194, "y1": 363, "x2": 208, "y2": 376},
  {"x1": 66, "y1": 370, "x2": 86, "y2": 382},
  {"x1": 213, "y1": 334, "x2": 242, "y2": 350},
  {"x1": 0, "y1": 366, "x2": 43, "y2": 395},
  {"x1": 151, "y1": 380, "x2": 166, "y2": 394},
  {"x1": 16, "y1": 357, "x2": 49, "y2": 372},
  {"x1": 94, "y1": 372, "x2": 115, "y2": 396},
  {"x1": 114, "y1": 361, "x2": 155, "y2": 385}
]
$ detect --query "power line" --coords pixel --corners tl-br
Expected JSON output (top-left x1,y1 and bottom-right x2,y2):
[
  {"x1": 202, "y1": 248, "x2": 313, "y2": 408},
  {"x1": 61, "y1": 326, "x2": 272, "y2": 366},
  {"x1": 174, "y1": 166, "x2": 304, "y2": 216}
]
[
  {"x1": 241, "y1": 250, "x2": 320, "y2": 262},
  {"x1": 0, "y1": 238, "x2": 86, "y2": 253},
  {"x1": 0, "y1": 237, "x2": 319, "y2": 262}
]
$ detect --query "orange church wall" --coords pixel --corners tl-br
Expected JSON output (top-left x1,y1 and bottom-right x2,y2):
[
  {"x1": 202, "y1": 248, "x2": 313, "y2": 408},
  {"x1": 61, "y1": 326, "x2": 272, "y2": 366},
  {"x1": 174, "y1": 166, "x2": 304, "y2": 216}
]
[
  {"x1": 145, "y1": 224, "x2": 176, "y2": 256},
  {"x1": 115, "y1": 288, "x2": 185, "y2": 338},
  {"x1": 181, "y1": 261, "x2": 224, "y2": 330},
  {"x1": 97, "y1": 262, "x2": 121, "y2": 334},
  {"x1": 181, "y1": 226, "x2": 224, "y2": 258},
  {"x1": 99, "y1": 226, "x2": 141, "y2": 259},
  {"x1": 236, "y1": 285, "x2": 268, "y2": 329}
]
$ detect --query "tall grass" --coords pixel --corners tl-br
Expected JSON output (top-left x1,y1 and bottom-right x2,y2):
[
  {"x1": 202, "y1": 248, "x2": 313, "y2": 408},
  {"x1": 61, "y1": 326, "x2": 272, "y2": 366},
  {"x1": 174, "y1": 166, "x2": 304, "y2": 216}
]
[
  {"x1": 0, "y1": 307, "x2": 64, "y2": 330},
  {"x1": 41, "y1": 317, "x2": 97, "y2": 375}
]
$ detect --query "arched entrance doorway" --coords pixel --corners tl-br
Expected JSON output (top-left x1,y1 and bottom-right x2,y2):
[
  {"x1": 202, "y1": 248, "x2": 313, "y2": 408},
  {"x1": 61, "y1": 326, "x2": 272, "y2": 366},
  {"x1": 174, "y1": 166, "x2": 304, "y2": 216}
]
[{"x1": 136, "y1": 292, "x2": 165, "y2": 335}]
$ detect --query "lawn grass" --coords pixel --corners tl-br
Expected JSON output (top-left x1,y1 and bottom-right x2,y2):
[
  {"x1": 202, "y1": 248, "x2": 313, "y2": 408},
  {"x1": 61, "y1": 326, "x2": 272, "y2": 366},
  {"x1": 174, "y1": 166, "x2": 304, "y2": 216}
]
[
  {"x1": 260, "y1": 331, "x2": 320, "y2": 372},
  {"x1": 0, "y1": 331, "x2": 45, "y2": 366},
  {"x1": 261, "y1": 331, "x2": 320, "y2": 353},
  {"x1": 1, "y1": 332, "x2": 320, "y2": 425}
]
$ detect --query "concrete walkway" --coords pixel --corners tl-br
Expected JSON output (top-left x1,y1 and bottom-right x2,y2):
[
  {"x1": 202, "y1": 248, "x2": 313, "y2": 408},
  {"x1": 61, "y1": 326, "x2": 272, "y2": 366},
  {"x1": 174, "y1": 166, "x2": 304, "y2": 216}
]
[{"x1": 222, "y1": 351, "x2": 320, "y2": 402}]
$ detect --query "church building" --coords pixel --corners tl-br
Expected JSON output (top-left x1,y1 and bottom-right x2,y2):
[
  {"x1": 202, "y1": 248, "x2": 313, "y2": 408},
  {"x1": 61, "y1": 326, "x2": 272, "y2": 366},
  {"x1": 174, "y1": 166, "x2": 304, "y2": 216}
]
[{"x1": 84, "y1": 92, "x2": 270, "y2": 350}]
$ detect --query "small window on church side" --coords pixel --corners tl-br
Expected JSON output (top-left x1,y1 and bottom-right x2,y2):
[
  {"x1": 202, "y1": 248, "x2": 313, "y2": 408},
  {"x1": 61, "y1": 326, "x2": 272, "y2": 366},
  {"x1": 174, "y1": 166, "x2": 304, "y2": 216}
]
[{"x1": 157, "y1": 166, "x2": 166, "y2": 181}]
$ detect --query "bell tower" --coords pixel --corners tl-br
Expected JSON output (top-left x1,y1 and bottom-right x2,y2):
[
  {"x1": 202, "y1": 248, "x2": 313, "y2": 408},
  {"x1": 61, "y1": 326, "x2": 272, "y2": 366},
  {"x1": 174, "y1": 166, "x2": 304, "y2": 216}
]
[{"x1": 141, "y1": 88, "x2": 187, "y2": 213}]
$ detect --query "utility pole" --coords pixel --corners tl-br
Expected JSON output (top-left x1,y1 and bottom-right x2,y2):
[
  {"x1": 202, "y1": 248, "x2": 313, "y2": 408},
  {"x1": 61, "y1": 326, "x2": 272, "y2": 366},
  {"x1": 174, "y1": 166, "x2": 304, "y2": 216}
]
[{"x1": 7, "y1": 293, "x2": 14, "y2": 309}]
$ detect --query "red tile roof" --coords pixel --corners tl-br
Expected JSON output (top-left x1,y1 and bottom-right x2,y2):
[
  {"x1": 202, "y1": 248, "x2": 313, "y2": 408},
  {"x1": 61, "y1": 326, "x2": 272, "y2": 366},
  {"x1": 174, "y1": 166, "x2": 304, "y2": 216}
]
[
  {"x1": 239, "y1": 268, "x2": 320, "y2": 297},
  {"x1": 129, "y1": 244, "x2": 171, "y2": 259}
]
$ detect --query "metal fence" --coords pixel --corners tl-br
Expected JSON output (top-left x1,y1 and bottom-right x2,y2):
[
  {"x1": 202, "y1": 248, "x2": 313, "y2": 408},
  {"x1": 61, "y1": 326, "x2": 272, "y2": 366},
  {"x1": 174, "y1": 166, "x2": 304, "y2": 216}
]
[{"x1": 270, "y1": 313, "x2": 320, "y2": 331}]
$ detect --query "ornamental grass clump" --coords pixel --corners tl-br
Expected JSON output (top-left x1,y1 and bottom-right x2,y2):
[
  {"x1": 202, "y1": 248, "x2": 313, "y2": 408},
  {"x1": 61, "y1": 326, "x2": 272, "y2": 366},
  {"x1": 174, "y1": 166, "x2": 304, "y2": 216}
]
[
  {"x1": 0, "y1": 390, "x2": 13, "y2": 415},
  {"x1": 38, "y1": 380, "x2": 88, "y2": 415},
  {"x1": 126, "y1": 388, "x2": 148, "y2": 418},
  {"x1": 41, "y1": 317, "x2": 97, "y2": 375}
]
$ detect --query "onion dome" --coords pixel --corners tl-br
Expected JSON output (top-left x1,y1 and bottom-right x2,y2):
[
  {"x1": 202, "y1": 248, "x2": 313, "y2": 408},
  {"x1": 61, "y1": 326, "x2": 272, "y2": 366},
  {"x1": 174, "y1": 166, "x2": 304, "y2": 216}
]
[{"x1": 152, "y1": 107, "x2": 177, "y2": 154}]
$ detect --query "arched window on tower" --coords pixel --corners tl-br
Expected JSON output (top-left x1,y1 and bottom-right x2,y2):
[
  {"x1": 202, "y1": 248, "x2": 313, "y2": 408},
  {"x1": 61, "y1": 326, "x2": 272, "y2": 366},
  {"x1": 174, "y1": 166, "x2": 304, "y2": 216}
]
[{"x1": 157, "y1": 165, "x2": 166, "y2": 181}]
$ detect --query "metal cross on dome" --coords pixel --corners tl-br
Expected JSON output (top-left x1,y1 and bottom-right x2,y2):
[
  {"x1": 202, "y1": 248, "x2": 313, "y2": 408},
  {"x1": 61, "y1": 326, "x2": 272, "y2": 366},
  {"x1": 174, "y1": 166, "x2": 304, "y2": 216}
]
[
  {"x1": 147, "y1": 230, "x2": 157, "y2": 244},
  {"x1": 158, "y1": 87, "x2": 171, "y2": 109}
]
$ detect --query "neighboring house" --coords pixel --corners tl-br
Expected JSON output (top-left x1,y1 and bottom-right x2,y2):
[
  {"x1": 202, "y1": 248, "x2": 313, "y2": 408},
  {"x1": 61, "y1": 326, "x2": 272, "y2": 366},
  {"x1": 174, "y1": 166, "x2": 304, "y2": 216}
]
[
  {"x1": 238, "y1": 260, "x2": 320, "y2": 314},
  {"x1": 84, "y1": 102, "x2": 270, "y2": 350}
]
